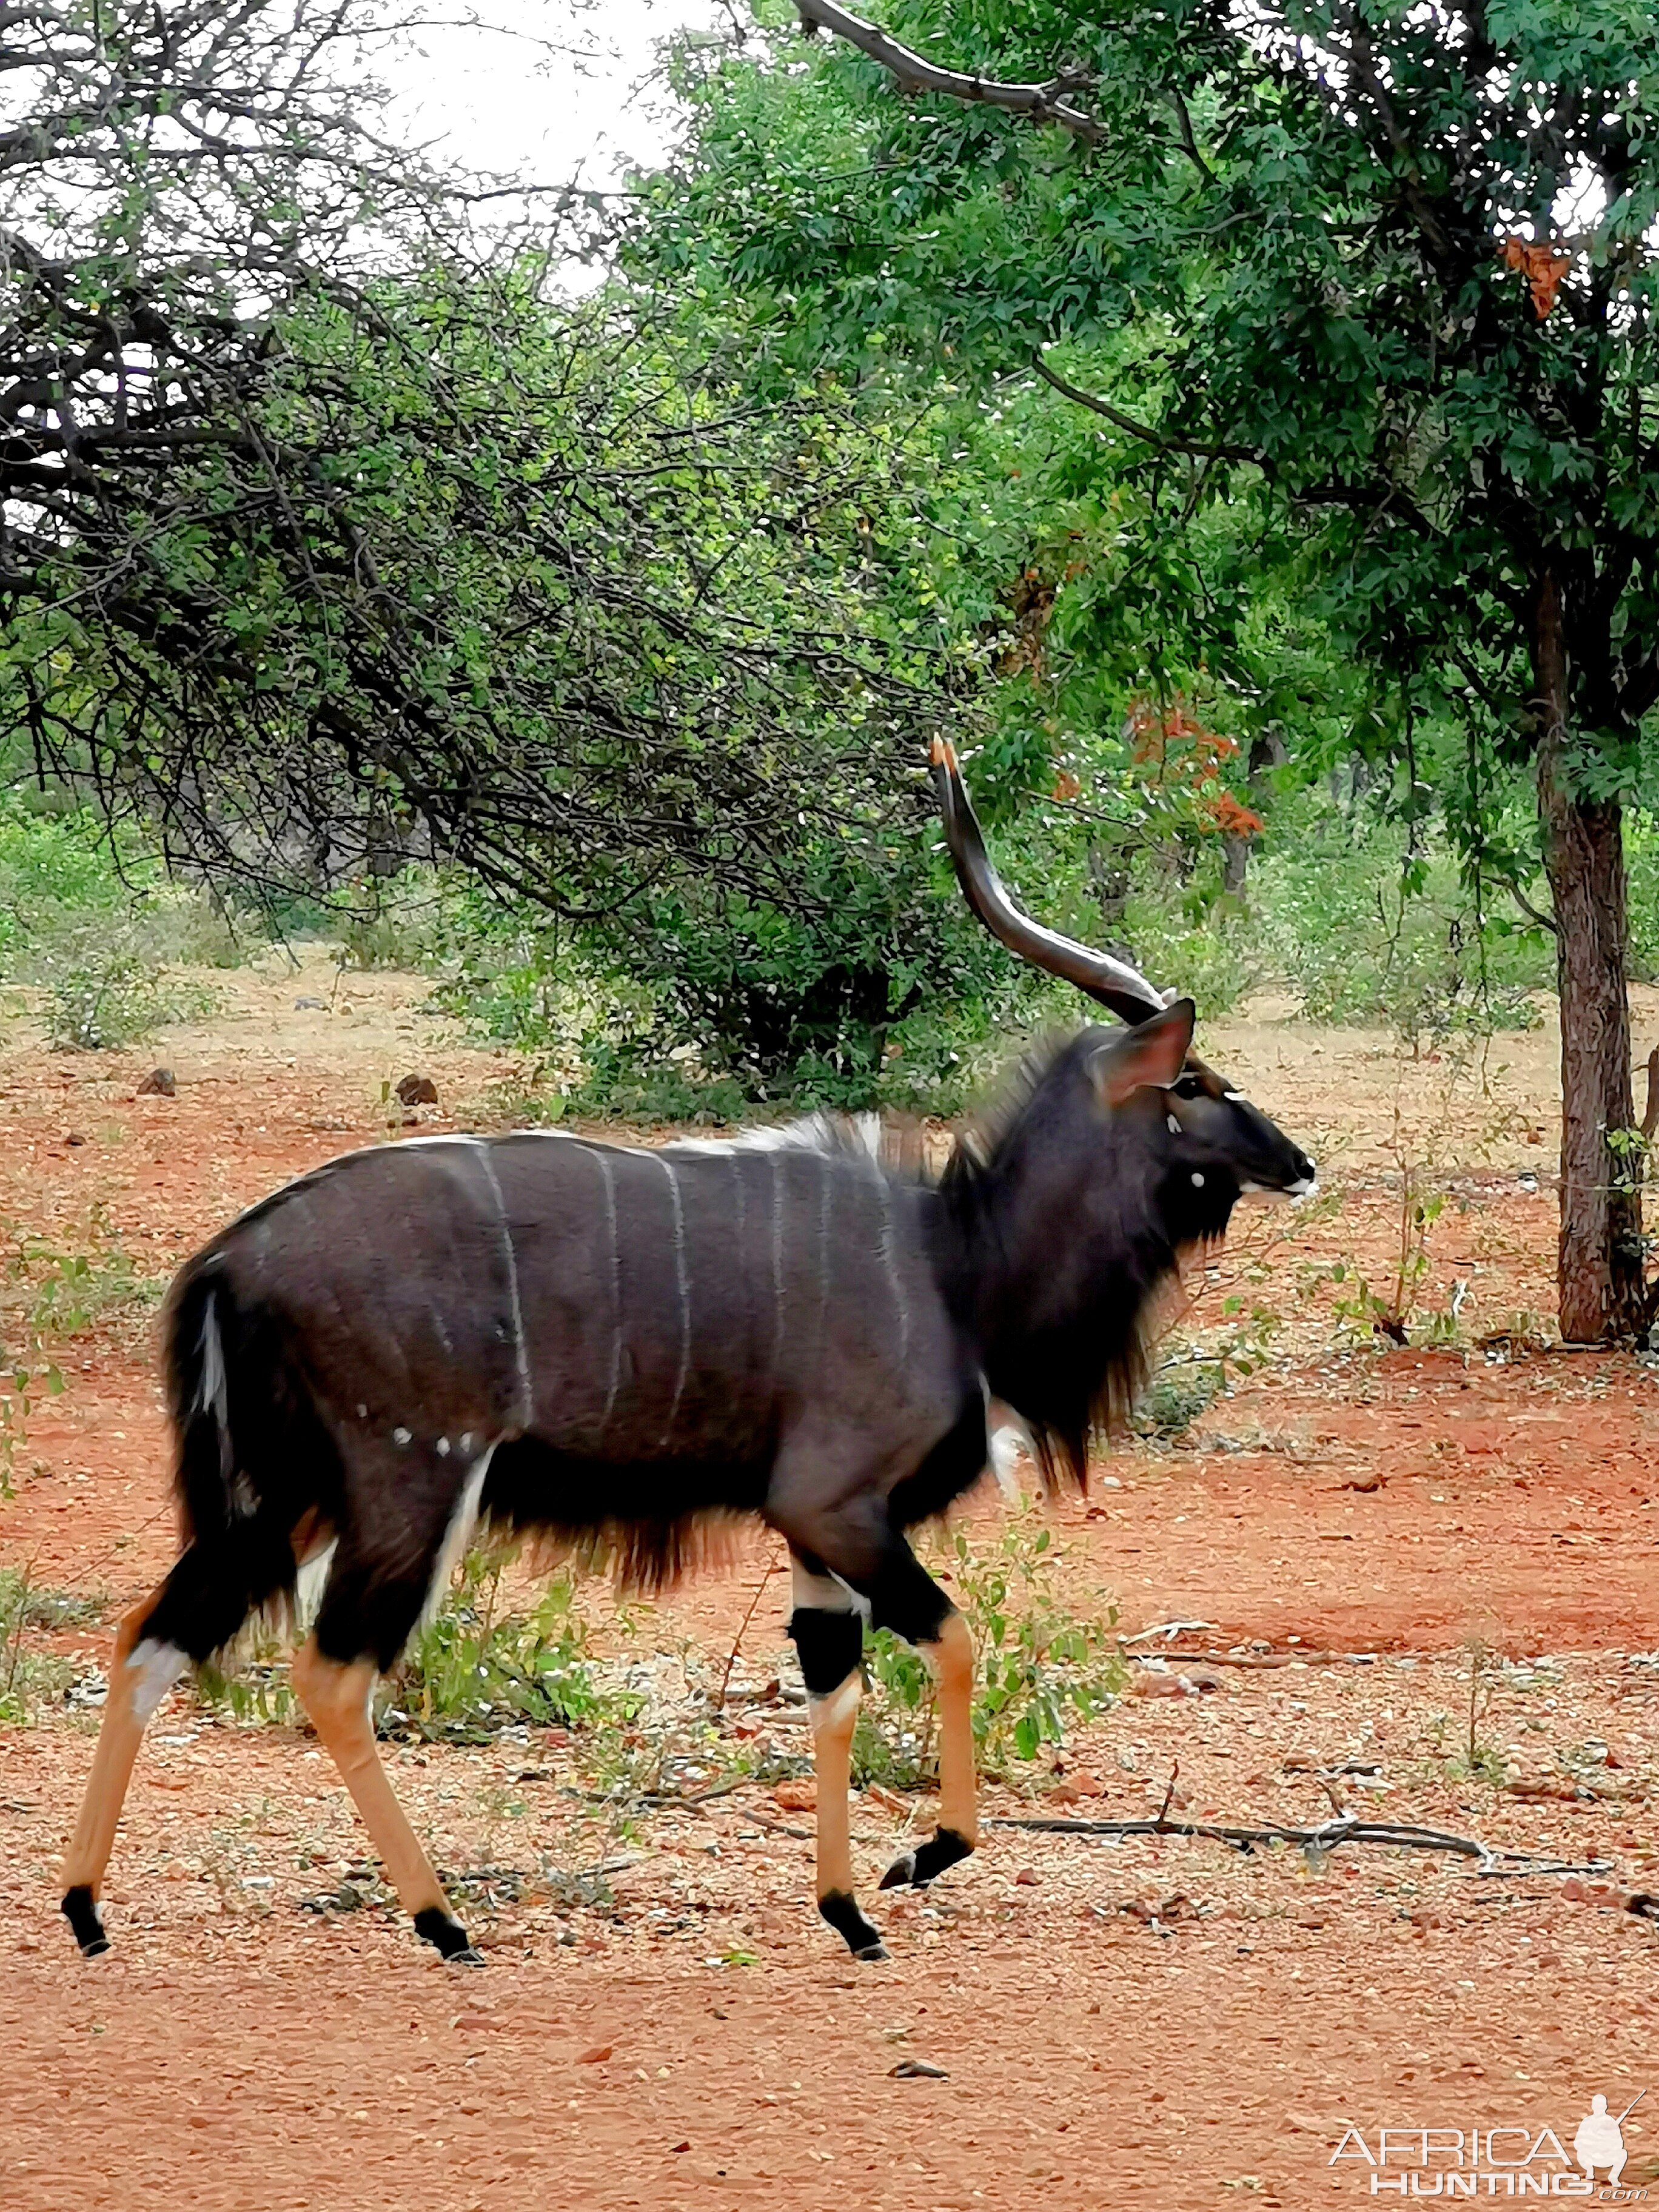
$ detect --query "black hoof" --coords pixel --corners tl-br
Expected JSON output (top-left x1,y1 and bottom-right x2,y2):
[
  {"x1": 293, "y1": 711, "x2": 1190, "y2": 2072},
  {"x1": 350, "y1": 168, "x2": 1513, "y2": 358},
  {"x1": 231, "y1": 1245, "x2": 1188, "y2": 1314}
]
[
  {"x1": 62, "y1": 1885, "x2": 110, "y2": 1958},
  {"x1": 414, "y1": 1906, "x2": 478, "y2": 1961},
  {"x1": 880, "y1": 1827, "x2": 974, "y2": 1891},
  {"x1": 854, "y1": 1940, "x2": 891, "y2": 1963},
  {"x1": 818, "y1": 1888, "x2": 885, "y2": 1959}
]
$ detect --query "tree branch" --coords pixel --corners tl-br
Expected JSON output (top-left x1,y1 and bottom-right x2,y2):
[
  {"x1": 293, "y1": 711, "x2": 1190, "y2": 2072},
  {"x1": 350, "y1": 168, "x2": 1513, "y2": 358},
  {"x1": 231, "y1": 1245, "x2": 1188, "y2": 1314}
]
[
  {"x1": 1511, "y1": 884, "x2": 1560, "y2": 937},
  {"x1": 1030, "y1": 351, "x2": 1255, "y2": 464},
  {"x1": 1166, "y1": 87, "x2": 1216, "y2": 187},
  {"x1": 795, "y1": 0, "x2": 1105, "y2": 145}
]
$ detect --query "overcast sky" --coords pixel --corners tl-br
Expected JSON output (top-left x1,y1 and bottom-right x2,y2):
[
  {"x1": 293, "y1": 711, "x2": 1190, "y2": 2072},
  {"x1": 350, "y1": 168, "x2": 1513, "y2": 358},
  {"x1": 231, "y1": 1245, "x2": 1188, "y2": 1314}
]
[{"x1": 382, "y1": 1, "x2": 736, "y2": 196}]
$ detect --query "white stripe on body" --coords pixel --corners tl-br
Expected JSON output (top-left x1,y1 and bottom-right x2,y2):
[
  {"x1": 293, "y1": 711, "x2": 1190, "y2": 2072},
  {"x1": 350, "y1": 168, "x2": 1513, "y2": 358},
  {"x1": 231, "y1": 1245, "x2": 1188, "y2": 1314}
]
[
  {"x1": 768, "y1": 1150, "x2": 785, "y2": 1381},
  {"x1": 588, "y1": 1144, "x2": 624, "y2": 1440},
  {"x1": 871, "y1": 1165, "x2": 910, "y2": 1368},
  {"x1": 469, "y1": 1141, "x2": 533, "y2": 1431},
  {"x1": 657, "y1": 1155, "x2": 693, "y2": 1446}
]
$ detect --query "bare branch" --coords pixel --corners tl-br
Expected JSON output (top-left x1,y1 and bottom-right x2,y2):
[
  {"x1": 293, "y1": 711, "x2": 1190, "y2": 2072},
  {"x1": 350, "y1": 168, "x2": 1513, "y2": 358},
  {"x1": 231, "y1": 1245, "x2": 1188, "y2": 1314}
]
[{"x1": 795, "y1": 0, "x2": 1105, "y2": 145}]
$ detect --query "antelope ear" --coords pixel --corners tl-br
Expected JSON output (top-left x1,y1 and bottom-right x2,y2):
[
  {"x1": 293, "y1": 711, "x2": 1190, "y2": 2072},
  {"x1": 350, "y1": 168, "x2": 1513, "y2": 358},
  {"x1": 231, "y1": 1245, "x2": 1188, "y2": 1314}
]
[{"x1": 1091, "y1": 999, "x2": 1196, "y2": 1106}]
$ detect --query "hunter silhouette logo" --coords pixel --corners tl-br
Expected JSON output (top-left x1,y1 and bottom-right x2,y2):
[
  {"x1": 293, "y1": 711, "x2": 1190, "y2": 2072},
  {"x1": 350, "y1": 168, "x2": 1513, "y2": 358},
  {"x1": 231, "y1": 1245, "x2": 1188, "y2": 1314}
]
[
  {"x1": 1576, "y1": 2096, "x2": 1643, "y2": 2190},
  {"x1": 1330, "y1": 2091, "x2": 1649, "y2": 2197}
]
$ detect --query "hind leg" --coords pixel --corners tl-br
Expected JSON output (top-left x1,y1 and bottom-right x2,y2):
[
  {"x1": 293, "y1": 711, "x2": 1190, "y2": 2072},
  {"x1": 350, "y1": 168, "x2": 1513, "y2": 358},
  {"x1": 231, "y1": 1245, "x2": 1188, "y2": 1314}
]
[
  {"x1": 289, "y1": 1637, "x2": 477, "y2": 1963},
  {"x1": 59, "y1": 1581, "x2": 187, "y2": 1955},
  {"x1": 298, "y1": 1490, "x2": 487, "y2": 1965}
]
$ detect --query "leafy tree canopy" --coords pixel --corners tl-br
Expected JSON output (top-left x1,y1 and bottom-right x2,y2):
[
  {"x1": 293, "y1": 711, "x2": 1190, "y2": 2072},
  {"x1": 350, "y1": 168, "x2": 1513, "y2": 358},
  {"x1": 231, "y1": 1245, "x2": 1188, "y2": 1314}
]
[{"x1": 637, "y1": 0, "x2": 1659, "y2": 1331}]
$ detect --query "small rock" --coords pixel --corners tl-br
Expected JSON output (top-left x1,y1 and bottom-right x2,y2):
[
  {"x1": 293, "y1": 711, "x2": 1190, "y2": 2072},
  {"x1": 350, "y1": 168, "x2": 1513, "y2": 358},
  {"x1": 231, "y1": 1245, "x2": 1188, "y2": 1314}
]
[
  {"x1": 577, "y1": 2043, "x2": 613, "y2": 2065},
  {"x1": 773, "y1": 1780, "x2": 816, "y2": 1812},
  {"x1": 1131, "y1": 1671, "x2": 1185, "y2": 1698},
  {"x1": 293, "y1": 996, "x2": 328, "y2": 1011},
  {"x1": 1013, "y1": 1868, "x2": 1041, "y2": 1887},
  {"x1": 136, "y1": 1067, "x2": 176, "y2": 1097},
  {"x1": 396, "y1": 1073, "x2": 439, "y2": 1107},
  {"x1": 890, "y1": 2058, "x2": 950, "y2": 2080},
  {"x1": 64, "y1": 1131, "x2": 85, "y2": 1147},
  {"x1": 1178, "y1": 1666, "x2": 1224, "y2": 1694}
]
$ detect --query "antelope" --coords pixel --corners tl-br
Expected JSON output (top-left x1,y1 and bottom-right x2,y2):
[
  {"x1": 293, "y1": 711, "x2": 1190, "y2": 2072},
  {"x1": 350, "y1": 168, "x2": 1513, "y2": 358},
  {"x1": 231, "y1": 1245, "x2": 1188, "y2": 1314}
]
[{"x1": 60, "y1": 741, "x2": 1314, "y2": 1965}]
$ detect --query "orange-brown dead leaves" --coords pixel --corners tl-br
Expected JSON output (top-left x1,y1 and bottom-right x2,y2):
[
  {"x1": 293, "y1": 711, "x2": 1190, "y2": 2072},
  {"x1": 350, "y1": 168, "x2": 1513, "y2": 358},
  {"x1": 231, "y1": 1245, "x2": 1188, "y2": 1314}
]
[{"x1": 1501, "y1": 236, "x2": 1571, "y2": 319}]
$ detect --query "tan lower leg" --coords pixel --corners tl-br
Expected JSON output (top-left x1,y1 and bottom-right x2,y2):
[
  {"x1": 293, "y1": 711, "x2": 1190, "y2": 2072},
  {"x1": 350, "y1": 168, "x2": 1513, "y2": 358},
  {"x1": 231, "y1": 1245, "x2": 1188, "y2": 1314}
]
[
  {"x1": 61, "y1": 1589, "x2": 171, "y2": 1899},
  {"x1": 925, "y1": 1610, "x2": 978, "y2": 1846},
  {"x1": 289, "y1": 1637, "x2": 449, "y2": 1918},
  {"x1": 809, "y1": 1674, "x2": 861, "y2": 1901}
]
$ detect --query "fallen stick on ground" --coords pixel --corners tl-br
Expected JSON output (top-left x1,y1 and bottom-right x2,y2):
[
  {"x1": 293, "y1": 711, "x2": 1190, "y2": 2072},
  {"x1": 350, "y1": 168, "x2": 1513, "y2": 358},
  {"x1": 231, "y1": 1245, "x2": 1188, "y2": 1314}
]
[{"x1": 986, "y1": 1809, "x2": 1614, "y2": 1879}]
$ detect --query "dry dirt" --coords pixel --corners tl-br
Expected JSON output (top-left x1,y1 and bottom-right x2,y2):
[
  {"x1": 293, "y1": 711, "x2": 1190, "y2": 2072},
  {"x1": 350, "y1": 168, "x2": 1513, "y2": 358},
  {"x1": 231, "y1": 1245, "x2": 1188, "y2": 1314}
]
[{"x1": 3, "y1": 957, "x2": 1658, "y2": 2211}]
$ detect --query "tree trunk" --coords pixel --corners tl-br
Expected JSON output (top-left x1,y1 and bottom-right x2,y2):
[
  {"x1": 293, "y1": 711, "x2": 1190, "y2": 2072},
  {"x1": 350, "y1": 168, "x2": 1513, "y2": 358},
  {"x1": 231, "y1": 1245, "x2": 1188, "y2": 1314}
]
[
  {"x1": 1535, "y1": 572, "x2": 1646, "y2": 1342},
  {"x1": 1220, "y1": 733, "x2": 1284, "y2": 900}
]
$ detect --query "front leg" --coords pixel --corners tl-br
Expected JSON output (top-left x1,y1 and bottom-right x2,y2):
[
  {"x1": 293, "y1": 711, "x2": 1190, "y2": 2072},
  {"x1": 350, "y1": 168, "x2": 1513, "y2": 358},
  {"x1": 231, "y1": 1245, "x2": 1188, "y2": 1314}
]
[{"x1": 787, "y1": 1550, "x2": 887, "y2": 1962}]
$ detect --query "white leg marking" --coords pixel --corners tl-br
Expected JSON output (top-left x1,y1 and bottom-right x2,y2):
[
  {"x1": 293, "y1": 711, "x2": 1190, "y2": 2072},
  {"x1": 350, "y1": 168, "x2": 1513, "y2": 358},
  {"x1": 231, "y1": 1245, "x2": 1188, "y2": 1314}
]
[
  {"x1": 989, "y1": 1424, "x2": 1027, "y2": 1500},
  {"x1": 417, "y1": 1447, "x2": 496, "y2": 1629},
  {"x1": 293, "y1": 1538, "x2": 339, "y2": 1635},
  {"x1": 197, "y1": 1292, "x2": 228, "y2": 1422},
  {"x1": 126, "y1": 1640, "x2": 187, "y2": 1722},
  {"x1": 809, "y1": 1677, "x2": 861, "y2": 1731},
  {"x1": 791, "y1": 1555, "x2": 869, "y2": 1621}
]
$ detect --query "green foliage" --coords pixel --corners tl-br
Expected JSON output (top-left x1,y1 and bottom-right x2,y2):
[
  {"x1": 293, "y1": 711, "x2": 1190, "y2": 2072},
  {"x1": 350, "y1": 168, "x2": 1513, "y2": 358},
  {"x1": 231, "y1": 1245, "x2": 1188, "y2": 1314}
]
[
  {"x1": 390, "y1": 1555, "x2": 617, "y2": 1741},
  {"x1": 0, "y1": 1567, "x2": 96, "y2": 1723},
  {"x1": 1253, "y1": 809, "x2": 1551, "y2": 1043},
  {"x1": 1135, "y1": 1358, "x2": 1224, "y2": 1442},
  {"x1": 856, "y1": 1507, "x2": 1124, "y2": 1784},
  {"x1": 194, "y1": 1649, "x2": 300, "y2": 1729},
  {"x1": 42, "y1": 951, "x2": 213, "y2": 1053},
  {"x1": 11, "y1": 1206, "x2": 164, "y2": 1343},
  {"x1": 1624, "y1": 814, "x2": 1659, "y2": 983},
  {"x1": 0, "y1": 795, "x2": 230, "y2": 1048}
]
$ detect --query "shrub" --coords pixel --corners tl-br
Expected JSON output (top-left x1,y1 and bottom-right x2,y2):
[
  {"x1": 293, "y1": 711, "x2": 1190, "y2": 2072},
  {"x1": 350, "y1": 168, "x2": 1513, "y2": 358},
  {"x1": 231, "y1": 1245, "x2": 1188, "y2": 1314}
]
[
  {"x1": 389, "y1": 1554, "x2": 614, "y2": 1740},
  {"x1": 1253, "y1": 814, "x2": 1549, "y2": 1041},
  {"x1": 0, "y1": 1567, "x2": 98, "y2": 1723},
  {"x1": 0, "y1": 796, "x2": 230, "y2": 1047},
  {"x1": 856, "y1": 1507, "x2": 1124, "y2": 1785}
]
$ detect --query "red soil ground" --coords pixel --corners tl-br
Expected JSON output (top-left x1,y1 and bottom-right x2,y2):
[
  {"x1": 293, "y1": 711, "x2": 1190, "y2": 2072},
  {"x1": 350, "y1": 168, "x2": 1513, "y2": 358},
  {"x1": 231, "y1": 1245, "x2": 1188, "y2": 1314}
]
[{"x1": 2, "y1": 960, "x2": 1657, "y2": 2211}]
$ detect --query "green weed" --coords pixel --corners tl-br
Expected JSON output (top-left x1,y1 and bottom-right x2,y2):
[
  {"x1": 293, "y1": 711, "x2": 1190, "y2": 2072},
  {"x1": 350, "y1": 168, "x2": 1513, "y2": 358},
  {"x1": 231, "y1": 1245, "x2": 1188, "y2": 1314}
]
[
  {"x1": 0, "y1": 1566, "x2": 100, "y2": 1722},
  {"x1": 856, "y1": 1506, "x2": 1124, "y2": 1785},
  {"x1": 13, "y1": 1207, "x2": 163, "y2": 1341},
  {"x1": 389, "y1": 1553, "x2": 616, "y2": 1740}
]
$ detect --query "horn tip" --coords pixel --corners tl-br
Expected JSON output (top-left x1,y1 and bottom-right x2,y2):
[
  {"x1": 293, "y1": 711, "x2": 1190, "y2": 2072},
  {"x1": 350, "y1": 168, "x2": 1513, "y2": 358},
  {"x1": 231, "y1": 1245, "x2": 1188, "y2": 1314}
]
[{"x1": 930, "y1": 736, "x2": 957, "y2": 771}]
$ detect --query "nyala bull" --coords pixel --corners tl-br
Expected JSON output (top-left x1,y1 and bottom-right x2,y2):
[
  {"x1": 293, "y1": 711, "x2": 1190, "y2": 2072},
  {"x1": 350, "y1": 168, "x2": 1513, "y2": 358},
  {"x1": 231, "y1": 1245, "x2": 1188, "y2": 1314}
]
[{"x1": 62, "y1": 742, "x2": 1313, "y2": 1965}]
